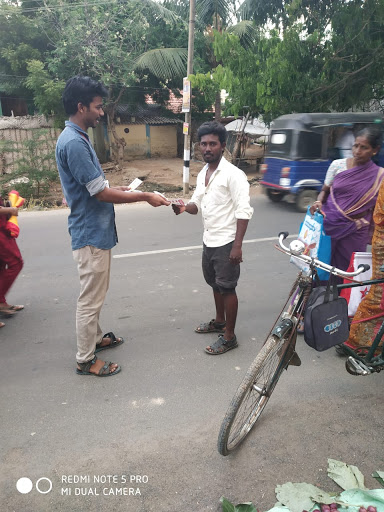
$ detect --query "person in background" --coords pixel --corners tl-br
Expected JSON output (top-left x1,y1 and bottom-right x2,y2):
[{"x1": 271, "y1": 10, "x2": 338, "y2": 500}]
[
  {"x1": 310, "y1": 127, "x2": 384, "y2": 274},
  {"x1": 56, "y1": 75, "x2": 170, "y2": 377},
  {"x1": 335, "y1": 127, "x2": 355, "y2": 158},
  {"x1": 172, "y1": 121, "x2": 253, "y2": 355},
  {"x1": 0, "y1": 195, "x2": 24, "y2": 327}
]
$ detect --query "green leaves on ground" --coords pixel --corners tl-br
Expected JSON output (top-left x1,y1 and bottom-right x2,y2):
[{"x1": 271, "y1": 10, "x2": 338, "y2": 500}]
[
  {"x1": 327, "y1": 458, "x2": 367, "y2": 491},
  {"x1": 372, "y1": 471, "x2": 384, "y2": 487},
  {"x1": 275, "y1": 482, "x2": 334, "y2": 512},
  {"x1": 221, "y1": 459, "x2": 384, "y2": 512},
  {"x1": 220, "y1": 497, "x2": 259, "y2": 512}
]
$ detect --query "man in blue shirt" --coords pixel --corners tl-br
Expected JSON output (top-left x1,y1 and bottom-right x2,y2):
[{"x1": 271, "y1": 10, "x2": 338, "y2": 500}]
[{"x1": 56, "y1": 76, "x2": 170, "y2": 377}]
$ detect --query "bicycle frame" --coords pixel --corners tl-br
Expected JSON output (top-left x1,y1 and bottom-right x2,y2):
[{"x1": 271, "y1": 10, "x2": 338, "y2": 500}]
[
  {"x1": 278, "y1": 232, "x2": 384, "y2": 375},
  {"x1": 217, "y1": 233, "x2": 384, "y2": 456}
]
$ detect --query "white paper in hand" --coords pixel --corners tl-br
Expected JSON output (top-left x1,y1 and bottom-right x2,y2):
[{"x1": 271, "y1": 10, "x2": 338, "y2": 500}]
[{"x1": 126, "y1": 178, "x2": 143, "y2": 192}]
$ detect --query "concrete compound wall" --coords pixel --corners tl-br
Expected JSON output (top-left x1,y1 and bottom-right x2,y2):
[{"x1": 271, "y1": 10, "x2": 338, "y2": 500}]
[{"x1": 0, "y1": 121, "x2": 60, "y2": 175}]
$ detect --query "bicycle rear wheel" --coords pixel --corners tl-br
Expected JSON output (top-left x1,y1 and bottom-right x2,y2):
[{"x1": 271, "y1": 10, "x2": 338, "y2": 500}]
[{"x1": 217, "y1": 331, "x2": 294, "y2": 456}]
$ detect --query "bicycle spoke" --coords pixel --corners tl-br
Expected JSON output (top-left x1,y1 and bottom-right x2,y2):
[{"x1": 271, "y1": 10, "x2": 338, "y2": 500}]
[
  {"x1": 218, "y1": 334, "x2": 292, "y2": 455},
  {"x1": 227, "y1": 339, "x2": 285, "y2": 447}
]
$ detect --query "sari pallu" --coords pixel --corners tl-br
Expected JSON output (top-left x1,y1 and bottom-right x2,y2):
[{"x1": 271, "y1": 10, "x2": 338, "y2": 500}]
[
  {"x1": 346, "y1": 180, "x2": 384, "y2": 349},
  {"x1": 322, "y1": 161, "x2": 384, "y2": 239}
]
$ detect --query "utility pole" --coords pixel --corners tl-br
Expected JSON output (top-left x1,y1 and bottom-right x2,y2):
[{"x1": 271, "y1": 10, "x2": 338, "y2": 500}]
[{"x1": 183, "y1": 0, "x2": 196, "y2": 195}]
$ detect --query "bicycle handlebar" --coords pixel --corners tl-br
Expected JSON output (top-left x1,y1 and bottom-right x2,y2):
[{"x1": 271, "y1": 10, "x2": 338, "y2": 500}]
[{"x1": 277, "y1": 232, "x2": 370, "y2": 278}]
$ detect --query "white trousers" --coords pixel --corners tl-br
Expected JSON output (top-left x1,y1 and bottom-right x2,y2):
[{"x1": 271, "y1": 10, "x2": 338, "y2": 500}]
[{"x1": 72, "y1": 246, "x2": 111, "y2": 363}]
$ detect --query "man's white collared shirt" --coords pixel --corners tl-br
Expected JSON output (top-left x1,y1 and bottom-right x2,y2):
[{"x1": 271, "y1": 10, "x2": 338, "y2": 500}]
[{"x1": 189, "y1": 157, "x2": 253, "y2": 247}]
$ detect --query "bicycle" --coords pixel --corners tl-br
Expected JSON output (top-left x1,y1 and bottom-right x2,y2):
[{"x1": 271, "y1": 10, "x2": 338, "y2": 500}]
[{"x1": 217, "y1": 231, "x2": 384, "y2": 456}]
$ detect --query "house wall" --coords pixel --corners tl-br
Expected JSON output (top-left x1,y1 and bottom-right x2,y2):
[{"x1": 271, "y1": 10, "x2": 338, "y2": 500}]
[
  {"x1": 114, "y1": 124, "x2": 148, "y2": 159},
  {"x1": 114, "y1": 124, "x2": 177, "y2": 159},
  {"x1": 150, "y1": 125, "x2": 177, "y2": 158}
]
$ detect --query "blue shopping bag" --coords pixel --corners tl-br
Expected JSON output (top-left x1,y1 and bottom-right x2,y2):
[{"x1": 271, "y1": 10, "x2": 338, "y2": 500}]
[{"x1": 290, "y1": 206, "x2": 331, "y2": 280}]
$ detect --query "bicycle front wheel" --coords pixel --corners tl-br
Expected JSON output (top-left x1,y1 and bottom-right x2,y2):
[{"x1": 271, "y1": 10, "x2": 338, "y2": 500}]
[{"x1": 217, "y1": 332, "x2": 293, "y2": 456}]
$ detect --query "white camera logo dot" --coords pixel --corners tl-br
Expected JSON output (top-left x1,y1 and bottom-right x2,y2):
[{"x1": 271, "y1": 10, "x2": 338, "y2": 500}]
[
  {"x1": 16, "y1": 477, "x2": 53, "y2": 494},
  {"x1": 36, "y1": 477, "x2": 53, "y2": 494},
  {"x1": 16, "y1": 478, "x2": 33, "y2": 494}
]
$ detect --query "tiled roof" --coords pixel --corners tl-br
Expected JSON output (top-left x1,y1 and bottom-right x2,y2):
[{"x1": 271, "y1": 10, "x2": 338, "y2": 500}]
[
  {"x1": 146, "y1": 91, "x2": 183, "y2": 114},
  {"x1": 114, "y1": 104, "x2": 181, "y2": 125}
]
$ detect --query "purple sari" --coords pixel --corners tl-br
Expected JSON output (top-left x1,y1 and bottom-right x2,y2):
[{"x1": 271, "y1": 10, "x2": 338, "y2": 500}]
[
  {"x1": 322, "y1": 160, "x2": 384, "y2": 271},
  {"x1": 323, "y1": 160, "x2": 384, "y2": 239}
]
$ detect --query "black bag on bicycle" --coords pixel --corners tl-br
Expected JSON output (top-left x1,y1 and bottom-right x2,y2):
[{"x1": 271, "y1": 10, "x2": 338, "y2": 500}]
[{"x1": 304, "y1": 273, "x2": 349, "y2": 351}]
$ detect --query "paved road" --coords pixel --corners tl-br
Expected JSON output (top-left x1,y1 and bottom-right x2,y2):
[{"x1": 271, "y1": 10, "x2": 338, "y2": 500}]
[{"x1": 1, "y1": 195, "x2": 383, "y2": 512}]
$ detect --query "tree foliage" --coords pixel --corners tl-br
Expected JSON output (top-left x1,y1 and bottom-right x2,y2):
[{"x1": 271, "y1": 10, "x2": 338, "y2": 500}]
[
  {"x1": 1, "y1": 0, "x2": 383, "y2": 129},
  {"x1": 0, "y1": 0, "x2": 190, "y2": 121},
  {"x1": 24, "y1": 60, "x2": 65, "y2": 125},
  {"x1": 212, "y1": 0, "x2": 384, "y2": 122},
  {"x1": 0, "y1": 1, "x2": 50, "y2": 102},
  {"x1": 41, "y1": 0, "x2": 187, "y2": 99}
]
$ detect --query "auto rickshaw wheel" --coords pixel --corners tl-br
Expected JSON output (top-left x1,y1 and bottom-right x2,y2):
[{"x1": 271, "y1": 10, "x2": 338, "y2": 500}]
[
  {"x1": 266, "y1": 189, "x2": 284, "y2": 203},
  {"x1": 296, "y1": 189, "x2": 317, "y2": 213}
]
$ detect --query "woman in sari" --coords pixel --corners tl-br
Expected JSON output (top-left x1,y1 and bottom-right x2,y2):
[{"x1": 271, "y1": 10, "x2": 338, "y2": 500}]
[
  {"x1": 311, "y1": 127, "x2": 384, "y2": 272},
  {"x1": 0, "y1": 194, "x2": 24, "y2": 327},
  {"x1": 344, "y1": 180, "x2": 384, "y2": 350}
]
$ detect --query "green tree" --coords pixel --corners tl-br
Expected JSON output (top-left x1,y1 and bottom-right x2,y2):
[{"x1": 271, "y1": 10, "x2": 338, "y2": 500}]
[
  {"x1": 211, "y1": 0, "x2": 384, "y2": 121},
  {"x1": 0, "y1": 0, "x2": 50, "y2": 112},
  {"x1": 189, "y1": 0, "x2": 256, "y2": 120},
  {"x1": 35, "y1": 0, "x2": 188, "y2": 162},
  {"x1": 25, "y1": 60, "x2": 65, "y2": 126}
]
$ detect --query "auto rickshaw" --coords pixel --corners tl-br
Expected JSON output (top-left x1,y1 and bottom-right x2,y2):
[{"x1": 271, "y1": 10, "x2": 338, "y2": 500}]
[{"x1": 260, "y1": 112, "x2": 384, "y2": 212}]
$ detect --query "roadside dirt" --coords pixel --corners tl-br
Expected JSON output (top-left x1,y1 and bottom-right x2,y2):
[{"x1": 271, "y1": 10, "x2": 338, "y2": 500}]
[{"x1": 47, "y1": 157, "x2": 261, "y2": 207}]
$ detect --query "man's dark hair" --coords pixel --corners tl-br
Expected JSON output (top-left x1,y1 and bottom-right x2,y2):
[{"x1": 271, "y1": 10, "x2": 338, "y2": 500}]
[
  {"x1": 62, "y1": 76, "x2": 109, "y2": 115},
  {"x1": 197, "y1": 121, "x2": 227, "y2": 144}
]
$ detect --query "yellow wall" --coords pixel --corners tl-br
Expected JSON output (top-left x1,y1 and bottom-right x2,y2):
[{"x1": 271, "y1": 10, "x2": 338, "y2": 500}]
[
  {"x1": 114, "y1": 124, "x2": 147, "y2": 159},
  {"x1": 113, "y1": 124, "x2": 177, "y2": 159},
  {"x1": 150, "y1": 126, "x2": 177, "y2": 158}
]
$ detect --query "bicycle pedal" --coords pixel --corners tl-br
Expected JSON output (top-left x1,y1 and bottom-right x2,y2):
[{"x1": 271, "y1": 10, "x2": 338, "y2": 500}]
[
  {"x1": 345, "y1": 356, "x2": 372, "y2": 376},
  {"x1": 288, "y1": 351, "x2": 301, "y2": 366}
]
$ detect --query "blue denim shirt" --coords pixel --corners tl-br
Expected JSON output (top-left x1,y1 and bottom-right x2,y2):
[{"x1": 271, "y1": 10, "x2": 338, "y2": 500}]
[{"x1": 56, "y1": 121, "x2": 117, "y2": 250}]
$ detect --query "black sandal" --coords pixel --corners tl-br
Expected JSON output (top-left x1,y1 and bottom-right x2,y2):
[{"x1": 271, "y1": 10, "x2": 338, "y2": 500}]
[
  {"x1": 205, "y1": 335, "x2": 238, "y2": 355},
  {"x1": 195, "y1": 319, "x2": 226, "y2": 334},
  {"x1": 94, "y1": 332, "x2": 124, "y2": 353},
  {"x1": 76, "y1": 356, "x2": 121, "y2": 376}
]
